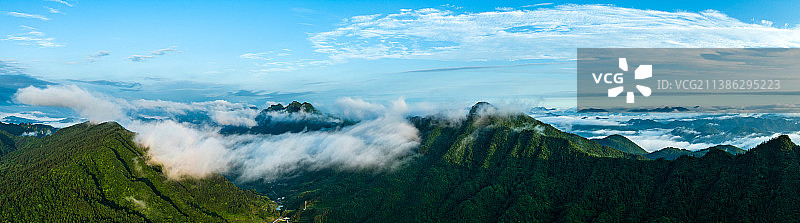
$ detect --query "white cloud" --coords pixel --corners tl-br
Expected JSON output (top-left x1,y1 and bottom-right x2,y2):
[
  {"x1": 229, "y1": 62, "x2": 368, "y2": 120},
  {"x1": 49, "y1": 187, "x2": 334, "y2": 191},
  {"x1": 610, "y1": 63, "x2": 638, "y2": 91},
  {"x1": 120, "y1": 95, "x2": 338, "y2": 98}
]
[
  {"x1": 3, "y1": 26, "x2": 62, "y2": 47},
  {"x1": 12, "y1": 86, "x2": 264, "y2": 126},
  {"x1": 131, "y1": 121, "x2": 234, "y2": 179},
  {"x1": 87, "y1": 51, "x2": 111, "y2": 62},
  {"x1": 128, "y1": 55, "x2": 153, "y2": 62},
  {"x1": 309, "y1": 4, "x2": 800, "y2": 62},
  {"x1": 333, "y1": 97, "x2": 391, "y2": 120},
  {"x1": 234, "y1": 98, "x2": 419, "y2": 181},
  {"x1": 150, "y1": 46, "x2": 180, "y2": 55},
  {"x1": 625, "y1": 129, "x2": 714, "y2": 152},
  {"x1": 45, "y1": 7, "x2": 62, "y2": 14},
  {"x1": 195, "y1": 100, "x2": 260, "y2": 127},
  {"x1": 0, "y1": 111, "x2": 76, "y2": 128},
  {"x1": 13, "y1": 85, "x2": 422, "y2": 181},
  {"x1": 209, "y1": 109, "x2": 259, "y2": 127},
  {"x1": 45, "y1": 0, "x2": 73, "y2": 7},
  {"x1": 240, "y1": 52, "x2": 271, "y2": 60},
  {"x1": 129, "y1": 46, "x2": 181, "y2": 62},
  {"x1": 13, "y1": 85, "x2": 126, "y2": 123},
  {"x1": 239, "y1": 49, "x2": 293, "y2": 60},
  {"x1": 131, "y1": 101, "x2": 420, "y2": 181},
  {"x1": 252, "y1": 58, "x2": 332, "y2": 74},
  {"x1": 5, "y1": 12, "x2": 50, "y2": 21},
  {"x1": 238, "y1": 50, "x2": 333, "y2": 74},
  {"x1": 131, "y1": 99, "x2": 195, "y2": 114},
  {"x1": 129, "y1": 97, "x2": 420, "y2": 181},
  {"x1": 523, "y1": 3, "x2": 554, "y2": 7}
]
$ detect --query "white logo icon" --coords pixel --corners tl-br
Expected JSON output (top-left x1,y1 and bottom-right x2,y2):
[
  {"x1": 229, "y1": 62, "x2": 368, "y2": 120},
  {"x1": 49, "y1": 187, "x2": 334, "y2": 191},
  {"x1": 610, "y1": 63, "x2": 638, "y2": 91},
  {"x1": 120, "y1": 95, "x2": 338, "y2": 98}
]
[{"x1": 606, "y1": 58, "x2": 652, "y2": 103}]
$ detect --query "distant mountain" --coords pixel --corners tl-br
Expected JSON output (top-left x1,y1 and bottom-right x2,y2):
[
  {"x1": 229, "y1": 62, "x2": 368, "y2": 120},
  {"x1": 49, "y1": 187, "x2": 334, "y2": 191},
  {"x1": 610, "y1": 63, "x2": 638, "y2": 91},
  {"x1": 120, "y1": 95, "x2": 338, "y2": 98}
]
[
  {"x1": 0, "y1": 121, "x2": 56, "y2": 137},
  {"x1": 644, "y1": 147, "x2": 695, "y2": 160},
  {"x1": 591, "y1": 134, "x2": 648, "y2": 154},
  {"x1": 570, "y1": 115, "x2": 800, "y2": 146},
  {"x1": 0, "y1": 122, "x2": 279, "y2": 222},
  {"x1": 629, "y1": 106, "x2": 689, "y2": 112},
  {"x1": 221, "y1": 101, "x2": 352, "y2": 135},
  {"x1": 529, "y1": 106, "x2": 555, "y2": 113},
  {"x1": 256, "y1": 102, "x2": 800, "y2": 222},
  {"x1": 0, "y1": 121, "x2": 56, "y2": 157},
  {"x1": 273, "y1": 101, "x2": 318, "y2": 113},
  {"x1": 578, "y1": 108, "x2": 608, "y2": 113},
  {"x1": 645, "y1": 145, "x2": 745, "y2": 160},
  {"x1": 703, "y1": 145, "x2": 746, "y2": 155}
]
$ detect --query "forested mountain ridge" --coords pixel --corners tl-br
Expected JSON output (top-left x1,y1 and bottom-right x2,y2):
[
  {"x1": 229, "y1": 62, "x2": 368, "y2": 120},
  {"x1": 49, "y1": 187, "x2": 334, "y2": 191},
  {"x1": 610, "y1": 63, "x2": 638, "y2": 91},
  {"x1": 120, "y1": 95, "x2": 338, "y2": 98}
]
[
  {"x1": 263, "y1": 103, "x2": 800, "y2": 222},
  {"x1": 591, "y1": 134, "x2": 648, "y2": 155},
  {"x1": 260, "y1": 102, "x2": 646, "y2": 222},
  {"x1": 2, "y1": 103, "x2": 798, "y2": 222},
  {"x1": 0, "y1": 122, "x2": 279, "y2": 222},
  {"x1": 645, "y1": 144, "x2": 746, "y2": 160}
]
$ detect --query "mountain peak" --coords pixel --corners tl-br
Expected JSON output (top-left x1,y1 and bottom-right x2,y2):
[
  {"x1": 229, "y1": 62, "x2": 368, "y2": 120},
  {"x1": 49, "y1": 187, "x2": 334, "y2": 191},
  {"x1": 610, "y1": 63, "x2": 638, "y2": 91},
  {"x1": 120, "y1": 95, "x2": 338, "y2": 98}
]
[
  {"x1": 264, "y1": 101, "x2": 317, "y2": 113},
  {"x1": 266, "y1": 103, "x2": 285, "y2": 112},
  {"x1": 468, "y1": 102, "x2": 495, "y2": 118},
  {"x1": 754, "y1": 135, "x2": 796, "y2": 152}
]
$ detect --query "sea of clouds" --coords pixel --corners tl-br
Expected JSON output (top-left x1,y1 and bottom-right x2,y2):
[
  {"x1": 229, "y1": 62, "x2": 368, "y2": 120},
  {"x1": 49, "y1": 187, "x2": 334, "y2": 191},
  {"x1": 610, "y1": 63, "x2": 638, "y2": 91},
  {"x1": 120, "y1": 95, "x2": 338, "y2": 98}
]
[{"x1": 14, "y1": 85, "x2": 423, "y2": 181}]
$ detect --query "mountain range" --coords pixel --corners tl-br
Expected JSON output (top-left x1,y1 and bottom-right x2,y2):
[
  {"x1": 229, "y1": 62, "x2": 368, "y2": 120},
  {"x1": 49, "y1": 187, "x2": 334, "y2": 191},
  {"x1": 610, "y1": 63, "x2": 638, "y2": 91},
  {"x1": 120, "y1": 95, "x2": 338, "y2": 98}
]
[
  {"x1": 253, "y1": 102, "x2": 800, "y2": 222},
  {"x1": 2, "y1": 102, "x2": 799, "y2": 222}
]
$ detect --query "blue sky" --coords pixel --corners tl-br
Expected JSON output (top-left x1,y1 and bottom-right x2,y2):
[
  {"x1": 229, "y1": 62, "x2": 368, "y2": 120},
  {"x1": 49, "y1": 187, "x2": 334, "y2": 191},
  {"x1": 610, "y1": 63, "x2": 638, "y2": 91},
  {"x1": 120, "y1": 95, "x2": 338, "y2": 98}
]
[{"x1": 2, "y1": 0, "x2": 799, "y2": 111}]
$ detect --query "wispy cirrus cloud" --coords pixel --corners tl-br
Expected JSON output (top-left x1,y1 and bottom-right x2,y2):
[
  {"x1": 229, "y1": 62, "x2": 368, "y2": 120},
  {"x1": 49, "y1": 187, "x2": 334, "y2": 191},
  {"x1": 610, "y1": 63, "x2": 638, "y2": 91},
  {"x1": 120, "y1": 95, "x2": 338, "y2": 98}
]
[
  {"x1": 522, "y1": 3, "x2": 553, "y2": 7},
  {"x1": 129, "y1": 46, "x2": 181, "y2": 62},
  {"x1": 5, "y1": 12, "x2": 50, "y2": 21},
  {"x1": 3, "y1": 26, "x2": 63, "y2": 47},
  {"x1": 239, "y1": 52, "x2": 271, "y2": 60},
  {"x1": 45, "y1": 7, "x2": 63, "y2": 14},
  {"x1": 44, "y1": 0, "x2": 73, "y2": 7},
  {"x1": 128, "y1": 55, "x2": 154, "y2": 62},
  {"x1": 150, "y1": 46, "x2": 180, "y2": 55},
  {"x1": 239, "y1": 49, "x2": 332, "y2": 74},
  {"x1": 239, "y1": 49, "x2": 292, "y2": 60},
  {"x1": 87, "y1": 51, "x2": 111, "y2": 62},
  {"x1": 309, "y1": 4, "x2": 800, "y2": 62}
]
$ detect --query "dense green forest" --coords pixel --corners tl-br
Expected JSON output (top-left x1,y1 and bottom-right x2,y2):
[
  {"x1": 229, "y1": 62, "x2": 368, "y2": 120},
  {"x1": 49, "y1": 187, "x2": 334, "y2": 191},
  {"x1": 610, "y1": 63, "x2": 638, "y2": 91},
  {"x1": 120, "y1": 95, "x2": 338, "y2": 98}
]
[
  {"x1": 256, "y1": 103, "x2": 800, "y2": 222},
  {"x1": 0, "y1": 122, "x2": 279, "y2": 222}
]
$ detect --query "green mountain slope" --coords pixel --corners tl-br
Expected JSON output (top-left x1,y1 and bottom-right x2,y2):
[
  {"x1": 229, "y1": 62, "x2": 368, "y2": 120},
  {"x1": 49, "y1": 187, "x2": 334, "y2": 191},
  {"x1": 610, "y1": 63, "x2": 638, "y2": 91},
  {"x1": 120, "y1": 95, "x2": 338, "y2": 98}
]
[
  {"x1": 260, "y1": 103, "x2": 800, "y2": 222},
  {"x1": 591, "y1": 134, "x2": 648, "y2": 154},
  {"x1": 256, "y1": 102, "x2": 642, "y2": 222},
  {"x1": 0, "y1": 122, "x2": 279, "y2": 222},
  {"x1": 0, "y1": 131, "x2": 14, "y2": 157}
]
